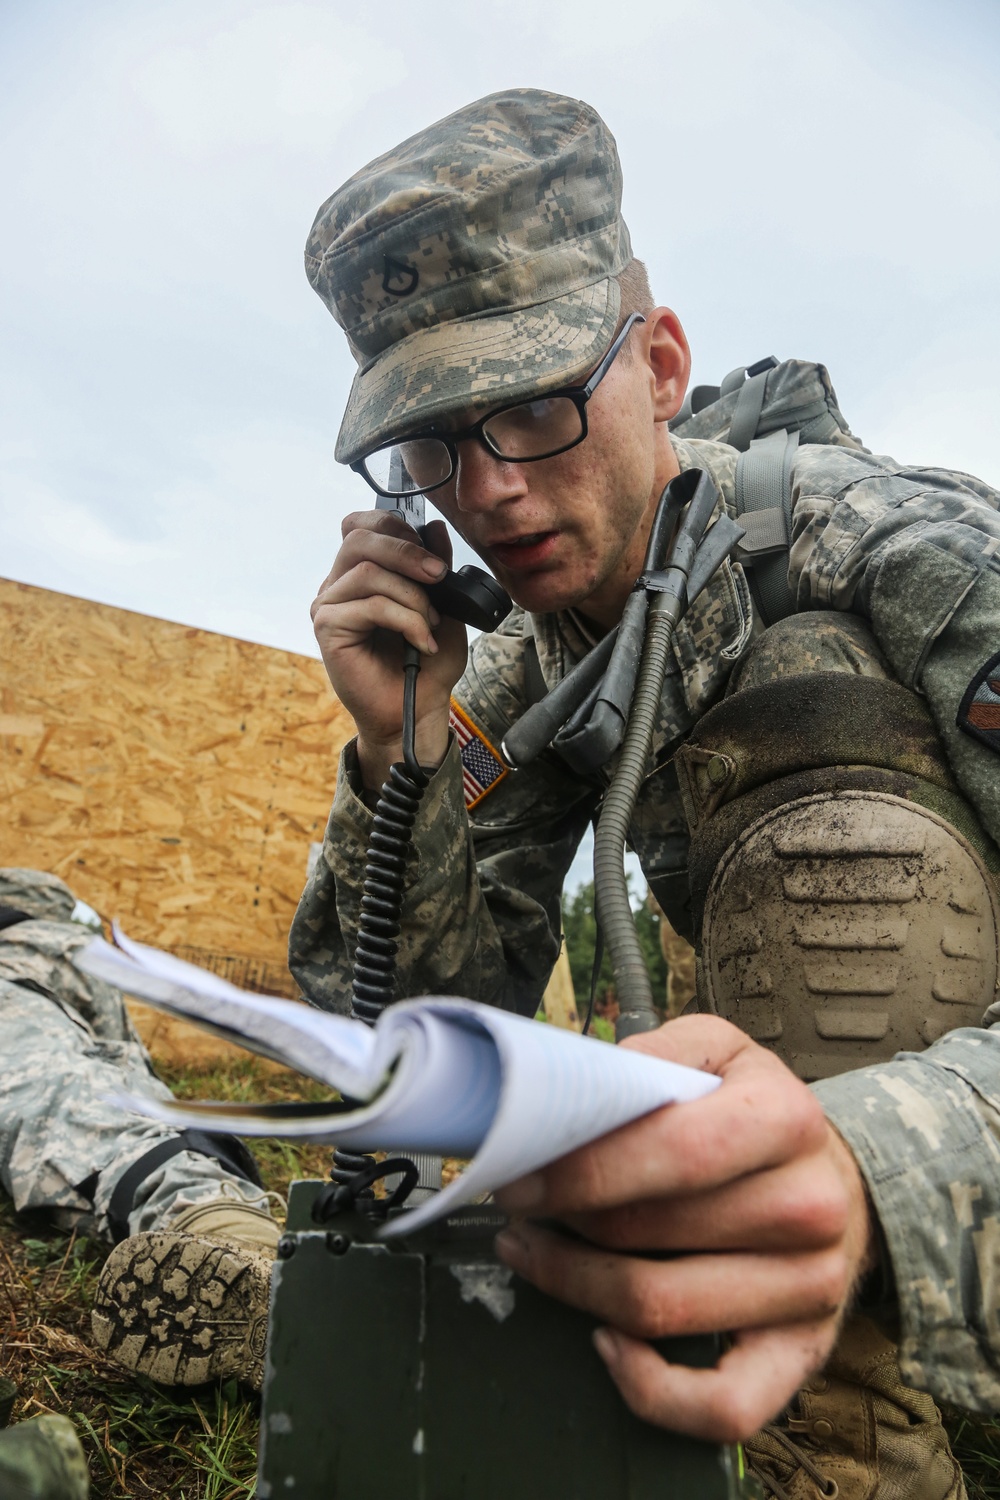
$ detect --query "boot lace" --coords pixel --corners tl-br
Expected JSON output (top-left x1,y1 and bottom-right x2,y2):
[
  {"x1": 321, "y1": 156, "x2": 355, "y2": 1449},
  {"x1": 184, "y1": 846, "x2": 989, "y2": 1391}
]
[{"x1": 748, "y1": 1421, "x2": 839, "y2": 1500}]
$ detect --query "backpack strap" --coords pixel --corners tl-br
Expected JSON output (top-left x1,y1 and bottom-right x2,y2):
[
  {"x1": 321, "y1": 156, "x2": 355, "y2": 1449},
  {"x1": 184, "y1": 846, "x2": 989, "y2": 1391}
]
[
  {"x1": 734, "y1": 428, "x2": 800, "y2": 626},
  {"x1": 722, "y1": 357, "x2": 780, "y2": 451}
]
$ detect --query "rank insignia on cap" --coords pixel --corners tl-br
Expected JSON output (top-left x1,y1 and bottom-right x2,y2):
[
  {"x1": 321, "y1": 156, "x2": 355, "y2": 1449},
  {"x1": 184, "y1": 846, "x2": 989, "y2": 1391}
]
[
  {"x1": 957, "y1": 648, "x2": 1000, "y2": 754},
  {"x1": 449, "y1": 700, "x2": 508, "y2": 809},
  {"x1": 381, "y1": 255, "x2": 419, "y2": 297}
]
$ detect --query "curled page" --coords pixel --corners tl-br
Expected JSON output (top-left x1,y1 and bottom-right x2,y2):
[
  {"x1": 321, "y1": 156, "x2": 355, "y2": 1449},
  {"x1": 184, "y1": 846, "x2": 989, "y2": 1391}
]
[{"x1": 76, "y1": 932, "x2": 720, "y2": 1234}]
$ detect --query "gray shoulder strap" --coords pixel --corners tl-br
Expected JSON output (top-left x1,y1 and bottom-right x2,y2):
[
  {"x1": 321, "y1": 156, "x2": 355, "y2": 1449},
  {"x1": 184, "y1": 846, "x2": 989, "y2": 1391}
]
[
  {"x1": 722, "y1": 357, "x2": 780, "y2": 451},
  {"x1": 725, "y1": 369, "x2": 769, "y2": 451},
  {"x1": 734, "y1": 428, "x2": 800, "y2": 626}
]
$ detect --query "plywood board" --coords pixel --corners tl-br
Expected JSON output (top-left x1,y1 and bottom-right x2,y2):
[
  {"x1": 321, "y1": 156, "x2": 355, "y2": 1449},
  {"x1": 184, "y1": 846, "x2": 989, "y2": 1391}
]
[
  {"x1": 542, "y1": 941, "x2": 580, "y2": 1031},
  {"x1": 0, "y1": 578, "x2": 353, "y2": 987}
]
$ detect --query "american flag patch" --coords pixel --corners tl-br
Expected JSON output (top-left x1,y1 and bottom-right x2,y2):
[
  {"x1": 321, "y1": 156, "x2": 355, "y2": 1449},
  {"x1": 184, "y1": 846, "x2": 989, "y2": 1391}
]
[{"x1": 449, "y1": 700, "x2": 508, "y2": 809}]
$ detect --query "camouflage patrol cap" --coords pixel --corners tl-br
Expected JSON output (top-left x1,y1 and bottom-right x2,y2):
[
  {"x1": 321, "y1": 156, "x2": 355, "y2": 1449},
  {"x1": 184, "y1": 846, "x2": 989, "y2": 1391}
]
[
  {"x1": 306, "y1": 88, "x2": 633, "y2": 464},
  {"x1": 0, "y1": 868, "x2": 76, "y2": 923}
]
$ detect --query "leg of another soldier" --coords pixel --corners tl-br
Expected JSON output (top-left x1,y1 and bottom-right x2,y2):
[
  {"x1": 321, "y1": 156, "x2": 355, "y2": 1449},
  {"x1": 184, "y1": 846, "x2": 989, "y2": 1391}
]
[
  {"x1": 0, "y1": 980, "x2": 279, "y2": 1387},
  {"x1": 673, "y1": 611, "x2": 984, "y2": 1500},
  {"x1": 0, "y1": 979, "x2": 271, "y2": 1240}
]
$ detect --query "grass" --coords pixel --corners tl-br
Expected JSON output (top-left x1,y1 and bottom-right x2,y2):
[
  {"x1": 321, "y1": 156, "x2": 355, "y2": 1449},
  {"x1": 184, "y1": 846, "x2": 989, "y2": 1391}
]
[
  {"x1": 944, "y1": 1411, "x2": 1000, "y2": 1499},
  {"x1": 4, "y1": 1050, "x2": 1000, "y2": 1497}
]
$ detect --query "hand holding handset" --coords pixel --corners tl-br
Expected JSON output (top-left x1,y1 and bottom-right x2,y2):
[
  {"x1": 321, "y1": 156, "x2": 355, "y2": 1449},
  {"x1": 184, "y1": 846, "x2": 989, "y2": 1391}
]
[
  {"x1": 353, "y1": 464, "x2": 513, "y2": 1025},
  {"x1": 376, "y1": 463, "x2": 511, "y2": 634}
]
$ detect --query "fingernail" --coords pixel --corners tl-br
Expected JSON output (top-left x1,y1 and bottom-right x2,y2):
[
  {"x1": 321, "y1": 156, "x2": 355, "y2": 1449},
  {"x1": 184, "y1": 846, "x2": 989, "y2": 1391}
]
[
  {"x1": 494, "y1": 1173, "x2": 545, "y2": 1211},
  {"x1": 423, "y1": 557, "x2": 448, "y2": 579},
  {"x1": 425, "y1": 634, "x2": 438, "y2": 654},
  {"x1": 593, "y1": 1327, "x2": 620, "y2": 1366},
  {"x1": 428, "y1": 605, "x2": 441, "y2": 627},
  {"x1": 494, "y1": 1227, "x2": 529, "y2": 1266}
]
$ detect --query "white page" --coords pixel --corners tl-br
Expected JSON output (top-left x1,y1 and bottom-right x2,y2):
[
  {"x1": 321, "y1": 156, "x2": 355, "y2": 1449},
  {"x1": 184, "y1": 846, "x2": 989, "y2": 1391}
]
[
  {"x1": 79, "y1": 937, "x2": 506, "y2": 1151},
  {"x1": 80, "y1": 933, "x2": 379, "y2": 1095},
  {"x1": 75, "y1": 934, "x2": 721, "y2": 1232},
  {"x1": 379, "y1": 1001, "x2": 719, "y2": 1234}
]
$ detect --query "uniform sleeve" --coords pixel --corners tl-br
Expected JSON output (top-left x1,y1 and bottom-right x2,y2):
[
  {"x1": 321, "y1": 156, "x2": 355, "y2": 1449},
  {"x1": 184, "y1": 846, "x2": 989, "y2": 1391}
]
[
  {"x1": 788, "y1": 448, "x2": 1000, "y2": 848},
  {"x1": 814, "y1": 1024, "x2": 1000, "y2": 1412},
  {"x1": 289, "y1": 621, "x2": 598, "y2": 1017}
]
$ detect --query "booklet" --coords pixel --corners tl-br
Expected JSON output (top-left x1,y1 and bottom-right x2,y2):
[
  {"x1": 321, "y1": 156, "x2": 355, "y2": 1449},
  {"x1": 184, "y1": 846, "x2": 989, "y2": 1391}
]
[{"x1": 77, "y1": 930, "x2": 720, "y2": 1234}]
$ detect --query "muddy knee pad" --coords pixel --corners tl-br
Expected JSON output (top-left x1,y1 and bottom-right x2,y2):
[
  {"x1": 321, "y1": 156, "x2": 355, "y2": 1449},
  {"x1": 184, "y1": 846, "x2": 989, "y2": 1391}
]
[{"x1": 676, "y1": 673, "x2": 1000, "y2": 1080}]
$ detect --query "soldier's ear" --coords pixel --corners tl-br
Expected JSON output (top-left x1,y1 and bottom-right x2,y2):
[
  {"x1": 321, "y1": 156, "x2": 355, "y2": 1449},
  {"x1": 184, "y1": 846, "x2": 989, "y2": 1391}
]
[{"x1": 645, "y1": 307, "x2": 690, "y2": 422}]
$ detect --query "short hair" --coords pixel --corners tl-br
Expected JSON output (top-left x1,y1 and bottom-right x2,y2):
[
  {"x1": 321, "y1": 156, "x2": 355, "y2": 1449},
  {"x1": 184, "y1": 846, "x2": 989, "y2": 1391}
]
[
  {"x1": 616, "y1": 258, "x2": 655, "y2": 319},
  {"x1": 613, "y1": 259, "x2": 655, "y2": 357}
]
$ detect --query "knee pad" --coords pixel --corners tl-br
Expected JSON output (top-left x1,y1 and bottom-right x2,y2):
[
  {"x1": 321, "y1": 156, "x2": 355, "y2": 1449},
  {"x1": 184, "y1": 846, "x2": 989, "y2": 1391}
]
[{"x1": 676, "y1": 674, "x2": 1000, "y2": 1080}]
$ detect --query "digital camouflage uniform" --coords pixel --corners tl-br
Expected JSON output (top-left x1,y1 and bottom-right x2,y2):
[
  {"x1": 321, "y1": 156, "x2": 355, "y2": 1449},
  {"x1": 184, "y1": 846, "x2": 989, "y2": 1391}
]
[
  {"x1": 0, "y1": 868, "x2": 281, "y2": 1390},
  {"x1": 291, "y1": 429, "x2": 1000, "y2": 1417},
  {"x1": 0, "y1": 868, "x2": 270, "y2": 1242},
  {"x1": 292, "y1": 84, "x2": 1000, "y2": 1493}
]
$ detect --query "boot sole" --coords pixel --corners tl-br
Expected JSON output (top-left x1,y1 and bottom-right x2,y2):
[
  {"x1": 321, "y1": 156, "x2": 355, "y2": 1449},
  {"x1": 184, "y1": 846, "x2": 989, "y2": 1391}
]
[{"x1": 92, "y1": 1232, "x2": 272, "y2": 1389}]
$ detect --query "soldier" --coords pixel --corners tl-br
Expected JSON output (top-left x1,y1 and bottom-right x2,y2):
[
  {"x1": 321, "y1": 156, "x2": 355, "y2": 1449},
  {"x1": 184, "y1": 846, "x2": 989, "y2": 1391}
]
[
  {"x1": 0, "y1": 868, "x2": 281, "y2": 1388},
  {"x1": 288, "y1": 89, "x2": 1000, "y2": 1498}
]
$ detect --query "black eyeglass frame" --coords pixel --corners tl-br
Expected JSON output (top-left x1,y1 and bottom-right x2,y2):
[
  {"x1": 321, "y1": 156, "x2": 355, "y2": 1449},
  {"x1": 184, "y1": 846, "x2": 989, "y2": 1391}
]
[{"x1": 351, "y1": 312, "x2": 647, "y2": 499}]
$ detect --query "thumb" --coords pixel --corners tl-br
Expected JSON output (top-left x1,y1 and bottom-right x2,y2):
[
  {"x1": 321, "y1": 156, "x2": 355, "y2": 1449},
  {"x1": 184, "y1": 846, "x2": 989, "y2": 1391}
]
[
  {"x1": 421, "y1": 518, "x2": 454, "y2": 568},
  {"x1": 620, "y1": 1013, "x2": 758, "y2": 1080}
]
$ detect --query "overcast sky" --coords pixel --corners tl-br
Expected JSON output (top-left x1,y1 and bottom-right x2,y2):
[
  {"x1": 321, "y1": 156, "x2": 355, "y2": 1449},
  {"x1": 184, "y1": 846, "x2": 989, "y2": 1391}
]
[{"x1": 2, "y1": 0, "x2": 999, "y2": 662}]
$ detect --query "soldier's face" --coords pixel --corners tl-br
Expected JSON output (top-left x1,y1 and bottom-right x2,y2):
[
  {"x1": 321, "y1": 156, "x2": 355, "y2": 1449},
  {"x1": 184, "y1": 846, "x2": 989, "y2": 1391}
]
[{"x1": 427, "y1": 309, "x2": 687, "y2": 627}]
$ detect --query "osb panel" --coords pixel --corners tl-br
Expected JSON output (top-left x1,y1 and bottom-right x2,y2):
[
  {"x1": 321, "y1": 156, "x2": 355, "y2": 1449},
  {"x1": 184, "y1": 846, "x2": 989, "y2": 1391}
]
[
  {"x1": 0, "y1": 577, "x2": 352, "y2": 970},
  {"x1": 542, "y1": 942, "x2": 580, "y2": 1031}
]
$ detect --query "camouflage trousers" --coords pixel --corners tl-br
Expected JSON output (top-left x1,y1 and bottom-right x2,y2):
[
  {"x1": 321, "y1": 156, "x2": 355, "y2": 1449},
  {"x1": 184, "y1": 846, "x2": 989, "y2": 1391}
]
[
  {"x1": 727, "y1": 608, "x2": 894, "y2": 691},
  {"x1": 0, "y1": 980, "x2": 269, "y2": 1243}
]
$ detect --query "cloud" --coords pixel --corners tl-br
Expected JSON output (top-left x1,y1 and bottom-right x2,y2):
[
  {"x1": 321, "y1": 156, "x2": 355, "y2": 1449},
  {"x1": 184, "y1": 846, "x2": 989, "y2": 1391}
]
[
  {"x1": 860, "y1": 356, "x2": 1000, "y2": 486},
  {"x1": 0, "y1": 478, "x2": 170, "y2": 568},
  {"x1": 131, "y1": 5, "x2": 407, "y2": 153},
  {"x1": 1, "y1": 0, "x2": 998, "y2": 660}
]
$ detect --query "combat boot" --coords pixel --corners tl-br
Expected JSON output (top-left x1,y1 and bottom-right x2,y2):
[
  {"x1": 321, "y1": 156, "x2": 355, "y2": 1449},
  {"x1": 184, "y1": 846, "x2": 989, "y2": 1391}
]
[
  {"x1": 745, "y1": 1313, "x2": 965, "y2": 1499},
  {"x1": 92, "y1": 1199, "x2": 280, "y2": 1389}
]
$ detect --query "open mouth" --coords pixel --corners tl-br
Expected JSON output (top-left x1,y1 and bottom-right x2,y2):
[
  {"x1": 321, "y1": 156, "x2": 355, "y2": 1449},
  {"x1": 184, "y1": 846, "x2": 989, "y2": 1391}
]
[{"x1": 489, "y1": 531, "x2": 560, "y2": 567}]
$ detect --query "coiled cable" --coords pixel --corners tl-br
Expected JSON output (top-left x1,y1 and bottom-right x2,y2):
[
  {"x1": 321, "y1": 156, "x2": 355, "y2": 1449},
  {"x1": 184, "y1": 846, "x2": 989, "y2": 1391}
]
[
  {"x1": 322, "y1": 646, "x2": 429, "y2": 1215},
  {"x1": 351, "y1": 645, "x2": 429, "y2": 1023}
]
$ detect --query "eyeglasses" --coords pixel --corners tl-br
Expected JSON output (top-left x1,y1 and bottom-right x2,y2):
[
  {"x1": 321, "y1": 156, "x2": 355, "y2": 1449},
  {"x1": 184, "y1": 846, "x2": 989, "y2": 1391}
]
[{"x1": 352, "y1": 312, "x2": 646, "y2": 499}]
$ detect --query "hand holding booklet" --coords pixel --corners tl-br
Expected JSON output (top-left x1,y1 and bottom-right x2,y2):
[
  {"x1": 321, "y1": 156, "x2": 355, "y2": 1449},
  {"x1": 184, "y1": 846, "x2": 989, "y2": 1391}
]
[{"x1": 77, "y1": 930, "x2": 720, "y2": 1234}]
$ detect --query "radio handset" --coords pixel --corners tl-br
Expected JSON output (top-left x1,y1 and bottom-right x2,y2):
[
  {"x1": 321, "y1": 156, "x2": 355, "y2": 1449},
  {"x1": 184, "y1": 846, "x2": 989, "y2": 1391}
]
[
  {"x1": 424, "y1": 565, "x2": 511, "y2": 633},
  {"x1": 377, "y1": 457, "x2": 512, "y2": 634}
]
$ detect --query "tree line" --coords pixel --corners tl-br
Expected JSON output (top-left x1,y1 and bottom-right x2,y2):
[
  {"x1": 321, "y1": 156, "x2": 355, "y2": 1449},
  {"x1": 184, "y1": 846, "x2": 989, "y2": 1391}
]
[{"x1": 561, "y1": 878, "x2": 667, "y2": 1027}]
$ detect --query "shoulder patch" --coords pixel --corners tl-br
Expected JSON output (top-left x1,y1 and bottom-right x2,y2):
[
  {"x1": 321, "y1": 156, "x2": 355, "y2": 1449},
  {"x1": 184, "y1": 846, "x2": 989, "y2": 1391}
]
[
  {"x1": 957, "y1": 648, "x2": 1000, "y2": 754},
  {"x1": 449, "y1": 700, "x2": 508, "y2": 809}
]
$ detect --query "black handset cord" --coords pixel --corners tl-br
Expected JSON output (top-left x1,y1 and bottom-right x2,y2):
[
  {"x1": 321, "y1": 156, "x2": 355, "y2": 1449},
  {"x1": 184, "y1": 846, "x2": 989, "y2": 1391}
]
[
  {"x1": 350, "y1": 643, "x2": 429, "y2": 1025},
  {"x1": 316, "y1": 550, "x2": 511, "y2": 1219},
  {"x1": 325, "y1": 643, "x2": 429, "y2": 1210}
]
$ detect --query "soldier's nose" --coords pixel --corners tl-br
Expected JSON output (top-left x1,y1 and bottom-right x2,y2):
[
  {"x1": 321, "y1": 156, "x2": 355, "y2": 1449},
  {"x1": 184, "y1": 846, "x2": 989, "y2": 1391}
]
[{"x1": 452, "y1": 440, "x2": 528, "y2": 513}]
